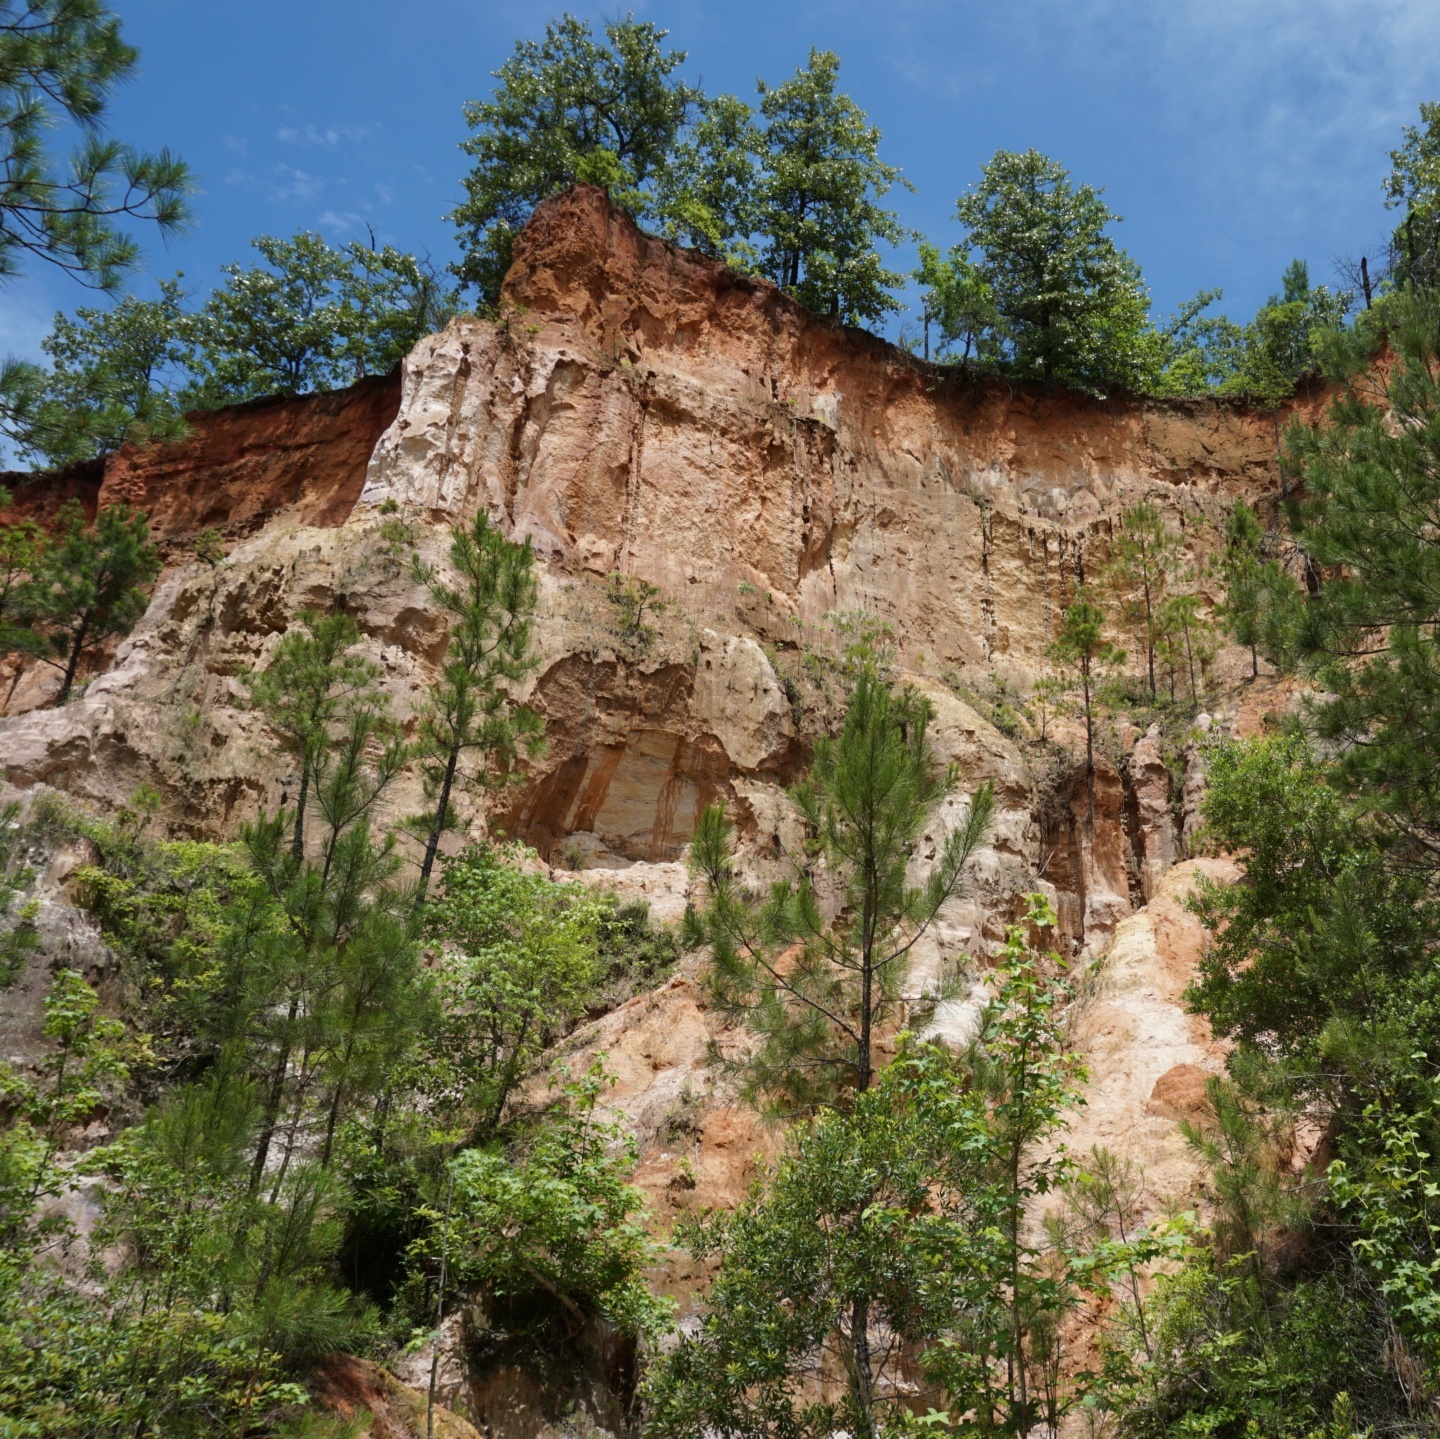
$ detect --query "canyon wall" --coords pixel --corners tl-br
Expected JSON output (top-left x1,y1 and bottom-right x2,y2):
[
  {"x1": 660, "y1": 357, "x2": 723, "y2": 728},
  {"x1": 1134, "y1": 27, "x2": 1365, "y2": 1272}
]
[
  {"x1": 0, "y1": 185, "x2": 1317, "y2": 1432},
  {"x1": 0, "y1": 185, "x2": 1307, "y2": 952}
]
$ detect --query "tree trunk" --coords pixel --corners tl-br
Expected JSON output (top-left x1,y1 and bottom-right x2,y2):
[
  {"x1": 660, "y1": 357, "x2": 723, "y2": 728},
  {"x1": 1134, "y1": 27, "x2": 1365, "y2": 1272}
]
[
  {"x1": 291, "y1": 768, "x2": 309, "y2": 861},
  {"x1": 418, "y1": 739, "x2": 462, "y2": 897},
  {"x1": 57, "y1": 610, "x2": 91, "y2": 703},
  {"x1": 850, "y1": 1291, "x2": 876, "y2": 1439},
  {"x1": 1082, "y1": 668, "x2": 1095, "y2": 827},
  {"x1": 250, "y1": 997, "x2": 300, "y2": 1192},
  {"x1": 1143, "y1": 581, "x2": 1156, "y2": 698}
]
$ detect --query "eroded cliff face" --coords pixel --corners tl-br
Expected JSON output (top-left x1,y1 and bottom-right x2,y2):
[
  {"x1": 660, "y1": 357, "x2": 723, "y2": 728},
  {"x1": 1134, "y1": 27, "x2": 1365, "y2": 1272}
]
[{"x1": 0, "y1": 184, "x2": 1300, "y2": 1435}]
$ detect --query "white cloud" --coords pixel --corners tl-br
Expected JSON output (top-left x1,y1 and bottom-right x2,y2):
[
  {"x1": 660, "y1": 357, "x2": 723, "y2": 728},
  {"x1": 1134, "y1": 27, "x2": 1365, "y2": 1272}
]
[
  {"x1": 269, "y1": 165, "x2": 326, "y2": 203},
  {"x1": 275, "y1": 123, "x2": 374, "y2": 149}
]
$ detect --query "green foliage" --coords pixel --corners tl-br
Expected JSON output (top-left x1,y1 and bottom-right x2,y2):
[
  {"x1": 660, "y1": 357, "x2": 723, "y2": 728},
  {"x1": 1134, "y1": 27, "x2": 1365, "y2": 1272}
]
[
  {"x1": 0, "y1": 968, "x2": 128, "y2": 1242},
  {"x1": 451, "y1": 14, "x2": 695, "y2": 303},
  {"x1": 1115, "y1": 1253, "x2": 1408, "y2": 1439},
  {"x1": 453, "y1": 25, "x2": 909, "y2": 324},
  {"x1": 0, "y1": 801, "x2": 38, "y2": 986},
  {"x1": 690, "y1": 663, "x2": 994, "y2": 1112},
  {"x1": 1330, "y1": 1095, "x2": 1440, "y2": 1365},
  {"x1": 0, "y1": 487, "x2": 47, "y2": 662},
  {"x1": 413, "y1": 1066, "x2": 669, "y2": 1348},
  {"x1": 937, "y1": 895, "x2": 1090, "y2": 1435},
  {"x1": 913, "y1": 239, "x2": 997, "y2": 362},
  {"x1": 752, "y1": 48, "x2": 913, "y2": 325},
  {"x1": 650, "y1": 921, "x2": 1096, "y2": 1439},
  {"x1": 0, "y1": 1055, "x2": 369, "y2": 1437},
  {"x1": 0, "y1": 1, "x2": 191, "y2": 292},
  {"x1": 603, "y1": 569, "x2": 668, "y2": 650},
  {"x1": 651, "y1": 93, "x2": 761, "y2": 266},
  {"x1": 1214, "y1": 499, "x2": 1298, "y2": 679},
  {"x1": 1169, "y1": 299, "x2": 1440, "y2": 1409},
  {"x1": 1187, "y1": 734, "x2": 1431, "y2": 1091},
  {"x1": 645, "y1": 1041, "x2": 993, "y2": 1439},
  {"x1": 1154, "y1": 591, "x2": 1217, "y2": 713},
  {"x1": 409, "y1": 511, "x2": 542, "y2": 891},
  {"x1": 5, "y1": 231, "x2": 454, "y2": 463},
  {"x1": 26, "y1": 498, "x2": 160, "y2": 701},
  {"x1": 953, "y1": 148, "x2": 1159, "y2": 394},
  {"x1": 186, "y1": 232, "x2": 454, "y2": 405},
  {"x1": 24, "y1": 276, "x2": 191, "y2": 465},
  {"x1": 242, "y1": 608, "x2": 403, "y2": 862},
  {"x1": 1046, "y1": 592, "x2": 1124, "y2": 818},
  {"x1": 1283, "y1": 289, "x2": 1440, "y2": 862},
  {"x1": 1153, "y1": 262, "x2": 1350, "y2": 403},
  {"x1": 1385, "y1": 100, "x2": 1440, "y2": 292},
  {"x1": 1100, "y1": 502, "x2": 1182, "y2": 699},
  {"x1": 421, "y1": 844, "x2": 606, "y2": 1141}
]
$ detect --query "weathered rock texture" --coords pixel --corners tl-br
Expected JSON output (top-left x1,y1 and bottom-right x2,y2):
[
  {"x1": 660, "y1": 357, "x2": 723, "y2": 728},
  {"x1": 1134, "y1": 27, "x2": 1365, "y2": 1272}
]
[
  {"x1": 0, "y1": 183, "x2": 1307, "y2": 1437},
  {"x1": 361, "y1": 185, "x2": 1320, "y2": 686}
]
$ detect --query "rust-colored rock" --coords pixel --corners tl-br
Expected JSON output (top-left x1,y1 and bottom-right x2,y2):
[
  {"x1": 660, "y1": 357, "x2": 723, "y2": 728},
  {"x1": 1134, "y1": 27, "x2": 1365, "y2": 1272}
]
[
  {"x1": 101, "y1": 373, "x2": 400, "y2": 536},
  {"x1": 1147, "y1": 1062, "x2": 1215, "y2": 1123},
  {"x1": 1, "y1": 461, "x2": 104, "y2": 525},
  {"x1": 361, "y1": 185, "x2": 1323, "y2": 685}
]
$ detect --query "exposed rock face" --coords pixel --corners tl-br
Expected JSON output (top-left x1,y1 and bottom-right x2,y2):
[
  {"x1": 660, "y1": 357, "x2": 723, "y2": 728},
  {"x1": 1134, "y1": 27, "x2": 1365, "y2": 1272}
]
[
  {"x1": 0, "y1": 184, "x2": 1297, "y2": 1436},
  {"x1": 361, "y1": 185, "x2": 1319, "y2": 688},
  {"x1": 1130, "y1": 725, "x2": 1178, "y2": 900},
  {"x1": 311, "y1": 1355, "x2": 481, "y2": 1439},
  {"x1": 103, "y1": 374, "x2": 401, "y2": 536},
  {"x1": 1065, "y1": 858, "x2": 1239, "y2": 1208},
  {"x1": 4, "y1": 374, "x2": 399, "y2": 539}
]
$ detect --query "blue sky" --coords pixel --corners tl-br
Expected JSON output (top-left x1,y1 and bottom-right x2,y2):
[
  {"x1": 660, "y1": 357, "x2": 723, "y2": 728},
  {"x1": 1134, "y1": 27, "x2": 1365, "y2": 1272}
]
[{"x1": 4, "y1": 0, "x2": 1439, "y2": 360}]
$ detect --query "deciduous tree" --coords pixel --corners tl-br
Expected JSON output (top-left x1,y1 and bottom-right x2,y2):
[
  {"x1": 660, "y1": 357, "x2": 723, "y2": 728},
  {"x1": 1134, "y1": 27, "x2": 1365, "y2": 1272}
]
[
  {"x1": 954, "y1": 149, "x2": 1158, "y2": 393},
  {"x1": 451, "y1": 14, "x2": 695, "y2": 304},
  {"x1": 755, "y1": 48, "x2": 913, "y2": 325}
]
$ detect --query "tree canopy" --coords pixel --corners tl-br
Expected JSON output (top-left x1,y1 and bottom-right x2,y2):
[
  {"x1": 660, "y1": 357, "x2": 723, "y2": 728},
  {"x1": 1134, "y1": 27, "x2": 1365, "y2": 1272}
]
[
  {"x1": 450, "y1": 13, "x2": 695, "y2": 303},
  {"x1": 952, "y1": 148, "x2": 1158, "y2": 393},
  {"x1": 0, "y1": 0, "x2": 191, "y2": 291}
]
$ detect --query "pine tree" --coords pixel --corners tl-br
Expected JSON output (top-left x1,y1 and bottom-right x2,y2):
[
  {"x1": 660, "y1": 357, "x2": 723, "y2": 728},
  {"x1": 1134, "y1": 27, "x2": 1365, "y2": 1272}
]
[
  {"x1": 1047, "y1": 593, "x2": 1124, "y2": 822},
  {"x1": 237, "y1": 606, "x2": 414, "y2": 1188},
  {"x1": 409, "y1": 511, "x2": 543, "y2": 895},
  {"x1": 29, "y1": 499, "x2": 159, "y2": 702},
  {"x1": 0, "y1": 1, "x2": 192, "y2": 292},
  {"x1": 689, "y1": 663, "x2": 994, "y2": 1113},
  {"x1": 1101, "y1": 501, "x2": 1181, "y2": 697},
  {"x1": 242, "y1": 610, "x2": 386, "y2": 861},
  {"x1": 1156, "y1": 591, "x2": 1217, "y2": 713},
  {"x1": 1214, "y1": 499, "x2": 1299, "y2": 680},
  {"x1": 1284, "y1": 288, "x2": 1440, "y2": 864}
]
